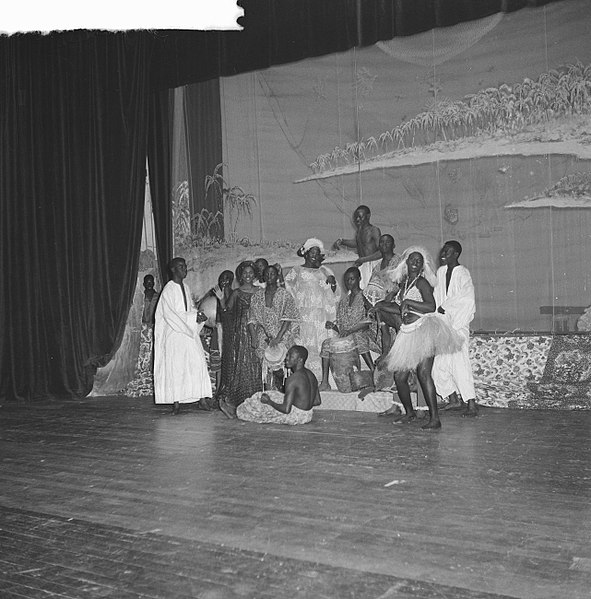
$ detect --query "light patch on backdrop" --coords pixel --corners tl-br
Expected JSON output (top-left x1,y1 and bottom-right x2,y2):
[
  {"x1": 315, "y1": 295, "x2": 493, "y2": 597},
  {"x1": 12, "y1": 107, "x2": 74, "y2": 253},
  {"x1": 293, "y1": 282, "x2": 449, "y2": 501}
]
[
  {"x1": 377, "y1": 13, "x2": 503, "y2": 67},
  {"x1": 1, "y1": 0, "x2": 243, "y2": 33}
]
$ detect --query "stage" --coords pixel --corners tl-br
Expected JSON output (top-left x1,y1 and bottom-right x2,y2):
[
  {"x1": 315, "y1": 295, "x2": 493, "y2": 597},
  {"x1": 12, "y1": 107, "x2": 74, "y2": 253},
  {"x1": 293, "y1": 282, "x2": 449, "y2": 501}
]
[{"x1": 0, "y1": 397, "x2": 590, "y2": 598}]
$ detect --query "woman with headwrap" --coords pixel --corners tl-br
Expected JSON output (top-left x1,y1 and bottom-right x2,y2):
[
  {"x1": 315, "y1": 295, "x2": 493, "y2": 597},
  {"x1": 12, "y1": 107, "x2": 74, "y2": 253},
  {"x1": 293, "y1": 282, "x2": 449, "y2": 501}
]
[
  {"x1": 284, "y1": 238, "x2": 341, "y2": 380},
  {"x1": 384, "y1": 246, "x2": 462, "y2": 430}
]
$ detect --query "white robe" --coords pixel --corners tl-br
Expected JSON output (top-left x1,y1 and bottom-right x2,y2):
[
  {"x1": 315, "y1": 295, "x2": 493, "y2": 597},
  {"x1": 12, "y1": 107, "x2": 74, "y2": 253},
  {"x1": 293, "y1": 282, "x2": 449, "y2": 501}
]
[
  {"x1": 358, "y1": 258, "x2": 381, "y2": 290},
  {"x1": 284, "y1": 265, "x2": 340, "y2": 380},
  {"x1": 432, "y1": 265, "x2": 476, "y2": 400},
  {"x1": 154, "y1": 280, "x2": 212, "y2": 404}
]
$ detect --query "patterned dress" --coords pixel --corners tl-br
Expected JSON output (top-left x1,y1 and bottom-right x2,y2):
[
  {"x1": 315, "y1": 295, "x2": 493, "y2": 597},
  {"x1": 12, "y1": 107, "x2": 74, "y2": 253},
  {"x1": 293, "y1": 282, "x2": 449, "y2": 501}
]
[
  {"x1": 248, "y1": 287, "x2": 300, "y2": 362},
  {"x1": 124, "y1": 292, "x2": 159, "y2": 397},
  {"x1": 320, "y1": 291, "x2": 372, "y2": 357},
  {"x1": 218, "y1": 289, "x2": 262, "y2": 407}
]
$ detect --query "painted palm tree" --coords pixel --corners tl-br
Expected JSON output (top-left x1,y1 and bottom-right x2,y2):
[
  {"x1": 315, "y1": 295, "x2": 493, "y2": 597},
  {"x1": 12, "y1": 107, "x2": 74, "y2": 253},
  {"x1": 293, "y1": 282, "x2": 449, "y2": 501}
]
[{"x1": 204, "y1": 163, "x2": 256, "y2": 242}]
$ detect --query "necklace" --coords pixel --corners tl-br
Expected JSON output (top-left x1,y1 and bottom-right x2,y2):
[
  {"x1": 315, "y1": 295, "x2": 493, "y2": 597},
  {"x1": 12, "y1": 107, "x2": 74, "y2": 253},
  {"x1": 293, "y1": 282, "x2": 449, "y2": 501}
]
[{"x1": 403, "y1": 275, "x2": 420, "y2": 299}]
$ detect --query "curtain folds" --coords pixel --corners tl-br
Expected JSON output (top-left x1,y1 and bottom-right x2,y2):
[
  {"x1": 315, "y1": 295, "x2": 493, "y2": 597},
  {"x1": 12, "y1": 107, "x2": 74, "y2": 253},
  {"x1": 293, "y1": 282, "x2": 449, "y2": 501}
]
[
  {"x1": 184, "y1": 81, "x2": 223, "y2": 239},
  {"x1": 148, "y1": 89, "x2": 174, "y2": 284},
  {"x1": 0, "y1": 32, "x2": 152, "y2": 401}
]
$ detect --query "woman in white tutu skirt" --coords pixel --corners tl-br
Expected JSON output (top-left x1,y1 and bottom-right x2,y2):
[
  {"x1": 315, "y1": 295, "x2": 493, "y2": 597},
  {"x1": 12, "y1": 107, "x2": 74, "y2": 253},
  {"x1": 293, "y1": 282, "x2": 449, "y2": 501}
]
[{"x1": 385, "y1": 247, "x2": 462, "y2": 429}]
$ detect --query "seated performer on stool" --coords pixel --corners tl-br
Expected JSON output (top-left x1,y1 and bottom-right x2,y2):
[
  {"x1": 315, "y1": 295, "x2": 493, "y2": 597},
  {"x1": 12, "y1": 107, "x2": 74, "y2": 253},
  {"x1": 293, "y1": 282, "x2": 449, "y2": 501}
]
[
  {"x1": 384, "y1": 247, "x2": 462, "y2": 430},
  {"x1": 363, "y1": 234, "x2": 402, "y2": 358},
  {"x1": 319, "y1": 267, "x2": 375, "y2": 391},
  {"x1": 237, "y1": 345, "x2": 321, "y2": 425}
]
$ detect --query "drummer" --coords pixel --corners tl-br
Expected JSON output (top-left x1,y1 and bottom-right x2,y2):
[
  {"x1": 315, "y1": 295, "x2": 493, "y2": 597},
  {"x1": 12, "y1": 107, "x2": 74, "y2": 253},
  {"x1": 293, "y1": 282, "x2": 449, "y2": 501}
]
[{"x1": 318, "y1": 267, "x2": 375, "y2": 391}]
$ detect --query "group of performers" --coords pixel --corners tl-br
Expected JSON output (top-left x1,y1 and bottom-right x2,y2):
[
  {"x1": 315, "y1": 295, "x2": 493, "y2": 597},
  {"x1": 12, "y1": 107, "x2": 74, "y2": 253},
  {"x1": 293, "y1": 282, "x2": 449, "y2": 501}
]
[{"x1": 150, "y1": 204, "x2": 477, "y2": 430}]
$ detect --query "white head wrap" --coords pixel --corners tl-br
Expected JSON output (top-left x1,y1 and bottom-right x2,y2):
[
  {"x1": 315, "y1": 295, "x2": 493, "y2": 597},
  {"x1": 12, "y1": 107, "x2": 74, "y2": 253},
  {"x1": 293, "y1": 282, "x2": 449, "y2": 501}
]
[
  {"x1": 387, "y1": 246, "x2": 437, "y2": 288},
  {"x1": 300, "y1": 238, "x2": 325, "y2": 254}
]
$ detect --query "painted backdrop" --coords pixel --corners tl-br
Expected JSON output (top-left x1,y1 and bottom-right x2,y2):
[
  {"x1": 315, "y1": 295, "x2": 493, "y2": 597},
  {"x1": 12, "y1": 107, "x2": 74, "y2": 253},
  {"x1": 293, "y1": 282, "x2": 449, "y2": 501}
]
[{"x1": 186, "y1": 0, "x2": 591, "y2": 331}]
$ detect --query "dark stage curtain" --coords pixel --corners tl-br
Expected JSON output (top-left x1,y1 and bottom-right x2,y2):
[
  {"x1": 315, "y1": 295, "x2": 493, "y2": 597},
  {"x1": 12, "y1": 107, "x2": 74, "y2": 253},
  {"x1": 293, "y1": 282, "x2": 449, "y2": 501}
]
[
  {"x1": 184, "y1": 81, "x2": 223, "y2": 239},
  {"x1": 150, "y1": 0, "x2": 568, "y2": 89},
  {"x1": 0, "y1": 32, "x2": 153, "y2": 401},
  {"x1": 148, "y1": 89, "x2": 174, "y2": 283}
]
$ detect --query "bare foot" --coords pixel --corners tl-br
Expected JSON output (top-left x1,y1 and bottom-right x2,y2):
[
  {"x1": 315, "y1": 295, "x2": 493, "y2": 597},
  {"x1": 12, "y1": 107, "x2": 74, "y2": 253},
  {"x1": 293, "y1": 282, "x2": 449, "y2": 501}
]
[
  {"x1": 421, "y1": 419, "x2": 442, "y2": 430},
  {"x1": 171, "y1": 402, "x2": 180, "y2": 415},
  {"x1": 441, "y1": 400, "x2": 466, "y2": 411},
  {"x1": 196, "y1": 398, "x2": 212, "y2": 411},
  {"x1": 318, "y1": 382, "x2": 332, "y2": 392},
  {"x1": 393, "y1": 412, "x2": 416, "y2": 424},
  {"x1": 219, "y1": 398, "x2": 237, "y2": 419},
  {"x1": 378, "y1": 405, "x2": 402, "y2": 417},
  {"x1": 462, "y1": 399, "x2": 479, "y2": 417},
  {"x1": 357, "y1": 386, "x2": 375, "y2": 400}
]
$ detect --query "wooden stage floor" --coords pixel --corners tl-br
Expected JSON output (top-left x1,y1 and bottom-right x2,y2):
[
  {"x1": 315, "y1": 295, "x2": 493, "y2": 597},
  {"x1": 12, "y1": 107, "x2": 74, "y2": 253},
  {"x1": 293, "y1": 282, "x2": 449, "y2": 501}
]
[{"x1": 0, "y1": 397, "x2": 590, "y2": 599}]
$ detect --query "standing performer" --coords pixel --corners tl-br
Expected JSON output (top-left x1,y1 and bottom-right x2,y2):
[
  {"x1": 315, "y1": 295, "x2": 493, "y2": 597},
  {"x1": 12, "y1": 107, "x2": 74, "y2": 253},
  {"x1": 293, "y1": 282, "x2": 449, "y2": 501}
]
[
  {"x1": 284, "y1": 238, "x2": 340, "y2": 380},
  {"x1": 385, "y1": 247, "x2": 462, "y2": 430},
  {"x1": 153, "y1": 258, "x2": 212, "y2": 415},
  {"x1": 249, "y1": 264, "x2": 300, "y2": 391},
  {"x1": 432, "y1": 240, "x2": 478, "y2": 417},
  {"x1": 218, "y1": 261, "x2": 262, "y2": 418},
  {"x1": 334, "y1": 205, "x2": 382, "y2": 289},
  {"x1": 125, "y1": 274, "x2": 159, "y2": 397}
]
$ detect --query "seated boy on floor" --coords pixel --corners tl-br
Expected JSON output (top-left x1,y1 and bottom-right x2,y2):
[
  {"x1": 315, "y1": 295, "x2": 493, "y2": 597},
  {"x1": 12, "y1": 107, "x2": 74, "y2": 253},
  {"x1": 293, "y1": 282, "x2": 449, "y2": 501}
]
[{"x1": 236, "y1": 345, "x2": 321, "y2": 425}]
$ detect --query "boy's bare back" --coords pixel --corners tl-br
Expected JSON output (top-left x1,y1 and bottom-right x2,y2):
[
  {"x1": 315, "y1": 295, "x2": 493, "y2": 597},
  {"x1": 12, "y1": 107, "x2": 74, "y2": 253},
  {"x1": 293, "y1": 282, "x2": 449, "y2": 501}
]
[{"x1": 285, "y1": 367, "x2": 321, "y2": 411}]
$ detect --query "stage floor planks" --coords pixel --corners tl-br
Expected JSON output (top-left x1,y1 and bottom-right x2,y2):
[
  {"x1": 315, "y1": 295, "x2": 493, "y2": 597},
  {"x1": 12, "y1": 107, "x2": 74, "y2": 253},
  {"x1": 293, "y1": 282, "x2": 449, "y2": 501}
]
[{"x1": 0, "y1": 397, "x2": 590, "y2": 598}]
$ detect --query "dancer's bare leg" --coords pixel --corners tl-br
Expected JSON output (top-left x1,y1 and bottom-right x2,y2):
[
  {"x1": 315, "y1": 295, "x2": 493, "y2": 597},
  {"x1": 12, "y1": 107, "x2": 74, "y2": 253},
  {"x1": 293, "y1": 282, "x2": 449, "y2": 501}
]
[
  {"x1": 416, "y1": 357, "x2": 441, "y2": 430},
  {"x1": 393, "y1": 371, "x2": 416, "y2": 423},
  {"x1": 374, "y1": 303, "x2": 401, "y2": 361}
]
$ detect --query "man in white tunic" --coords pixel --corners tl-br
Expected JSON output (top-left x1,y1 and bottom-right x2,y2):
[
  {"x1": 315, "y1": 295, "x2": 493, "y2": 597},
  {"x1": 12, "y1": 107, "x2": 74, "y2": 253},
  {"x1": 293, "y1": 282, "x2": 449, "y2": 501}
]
[
  {"x1": 154, "y1": 257, "x2": 212, "y2": 414},
  {"x1": 432, "y1": 241, "x2": 478, "y2": 416}
]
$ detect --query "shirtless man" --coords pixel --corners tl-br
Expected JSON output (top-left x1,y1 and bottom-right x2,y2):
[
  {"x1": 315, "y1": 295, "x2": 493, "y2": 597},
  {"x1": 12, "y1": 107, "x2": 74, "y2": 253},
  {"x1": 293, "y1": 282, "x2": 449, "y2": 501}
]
[
  {"x1": 236, "y1": 345, "x2": 321, "y2": 425},
  {"x1": 334, "y1": 205, "x2": 382, "y2": 289}
]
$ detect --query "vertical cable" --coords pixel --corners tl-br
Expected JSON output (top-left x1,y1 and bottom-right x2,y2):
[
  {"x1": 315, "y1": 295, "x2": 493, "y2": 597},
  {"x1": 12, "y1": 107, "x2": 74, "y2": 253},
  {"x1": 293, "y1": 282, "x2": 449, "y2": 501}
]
[
  {"x1": 219, "y1": 76, "x2": 230, "y2": 241},
  {"x1": 353, "y1": 46, "x2": 363, "y2": 205},
  {"x1": 336, "y1": 51, "x2": 347, "y2": 236},
  {"x1": 542, "y1": 6, "x2": 556, "y2": 331},
  {"x1": 431, "y1": 28, "x2": 444, "y2": 247},
  {"x1": 254, "y1": 72, "x2": 264, "y2": 240}
]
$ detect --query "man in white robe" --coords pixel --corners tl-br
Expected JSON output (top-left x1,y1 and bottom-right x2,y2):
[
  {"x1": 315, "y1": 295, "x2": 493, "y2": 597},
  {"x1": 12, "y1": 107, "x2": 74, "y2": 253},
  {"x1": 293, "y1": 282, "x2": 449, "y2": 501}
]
[
  {"x1": 432, "y1": 241, "x2": 478, "y2": 416},
  {"x1": 154, "y1": 257, "x2": 212, "y2": 414}
]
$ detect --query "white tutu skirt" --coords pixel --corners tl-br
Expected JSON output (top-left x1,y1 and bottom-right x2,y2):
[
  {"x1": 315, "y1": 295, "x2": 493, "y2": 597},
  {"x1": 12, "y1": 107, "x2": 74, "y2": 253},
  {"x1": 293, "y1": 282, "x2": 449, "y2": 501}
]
[{"x1": 386, "y1": 312, "x2": 463, "y2": 372}]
